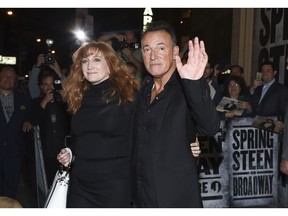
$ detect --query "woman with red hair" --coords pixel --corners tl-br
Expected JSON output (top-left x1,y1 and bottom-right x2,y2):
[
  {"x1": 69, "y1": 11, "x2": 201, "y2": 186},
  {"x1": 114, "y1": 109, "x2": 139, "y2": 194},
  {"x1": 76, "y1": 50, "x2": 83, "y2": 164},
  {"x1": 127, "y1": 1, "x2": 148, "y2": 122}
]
[{"x1": 57, "y1": 41, "x2": 139, "y2": 207}]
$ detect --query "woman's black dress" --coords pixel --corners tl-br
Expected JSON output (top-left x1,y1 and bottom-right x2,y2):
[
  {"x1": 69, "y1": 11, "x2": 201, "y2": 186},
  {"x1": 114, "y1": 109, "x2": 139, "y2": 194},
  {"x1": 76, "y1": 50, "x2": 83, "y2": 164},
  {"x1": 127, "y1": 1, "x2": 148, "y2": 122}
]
[{"x1": 67, "y1": 80, "x2": 134, "y2": 207}]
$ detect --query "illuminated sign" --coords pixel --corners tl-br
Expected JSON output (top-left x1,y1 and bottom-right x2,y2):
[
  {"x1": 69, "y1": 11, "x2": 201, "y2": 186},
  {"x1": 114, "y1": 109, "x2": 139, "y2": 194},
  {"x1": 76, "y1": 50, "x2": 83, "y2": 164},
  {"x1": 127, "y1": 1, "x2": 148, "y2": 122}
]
[
  {"x1": 0, "y1": 55, "x2": 17, "y2": 65},
  {"x1": 143, "y1": 8, "x2": 153, "y2": 31}
]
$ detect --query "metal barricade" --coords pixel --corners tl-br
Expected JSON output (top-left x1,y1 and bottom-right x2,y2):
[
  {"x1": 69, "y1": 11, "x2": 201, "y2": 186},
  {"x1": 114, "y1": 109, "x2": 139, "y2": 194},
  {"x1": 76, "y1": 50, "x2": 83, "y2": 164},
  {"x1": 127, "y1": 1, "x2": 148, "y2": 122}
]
[{"x1": 33, "y1": 126, "x2": 48, "y2": 207}]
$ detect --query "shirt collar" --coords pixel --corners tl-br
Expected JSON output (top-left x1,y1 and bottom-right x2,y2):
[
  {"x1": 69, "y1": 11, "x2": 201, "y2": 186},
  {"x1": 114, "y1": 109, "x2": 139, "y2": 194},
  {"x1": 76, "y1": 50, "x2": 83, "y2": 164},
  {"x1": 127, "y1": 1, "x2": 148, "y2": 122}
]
[
  {"x1": 0, "y1": 91, "x2": 13, "y2": 97},
  {"x1": 264, "y1": 78, "x2": 275, "y2": 88}
]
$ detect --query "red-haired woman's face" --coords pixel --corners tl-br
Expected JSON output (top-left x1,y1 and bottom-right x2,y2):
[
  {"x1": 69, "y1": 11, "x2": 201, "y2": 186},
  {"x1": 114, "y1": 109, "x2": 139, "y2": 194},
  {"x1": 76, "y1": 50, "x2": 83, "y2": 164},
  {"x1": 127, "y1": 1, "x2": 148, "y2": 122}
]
[{"x1": 81, "y1": 52, "x2": 110, "y2": 85}]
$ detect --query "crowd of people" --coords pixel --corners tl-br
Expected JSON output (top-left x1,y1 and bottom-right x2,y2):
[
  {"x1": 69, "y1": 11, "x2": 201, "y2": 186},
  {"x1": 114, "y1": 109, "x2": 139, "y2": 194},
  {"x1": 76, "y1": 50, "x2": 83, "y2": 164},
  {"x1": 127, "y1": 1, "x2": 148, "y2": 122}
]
[{"x1": 0, "y1": 20, "x2": 288, "y2": 208}]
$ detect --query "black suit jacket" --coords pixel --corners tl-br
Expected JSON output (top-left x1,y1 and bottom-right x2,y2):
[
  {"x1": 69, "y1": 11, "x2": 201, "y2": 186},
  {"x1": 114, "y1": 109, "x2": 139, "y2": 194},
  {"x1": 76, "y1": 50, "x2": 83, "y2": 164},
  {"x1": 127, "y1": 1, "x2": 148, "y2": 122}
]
[
  {"x1": 0, "y1": 91, "x2": 31, "y2": 158},
  {"x1": 252, "y1": 81, "x2": 288, "y2": 121},
  {"x1": 131, "y1": 72, "x2": 220, "y2": 207}
]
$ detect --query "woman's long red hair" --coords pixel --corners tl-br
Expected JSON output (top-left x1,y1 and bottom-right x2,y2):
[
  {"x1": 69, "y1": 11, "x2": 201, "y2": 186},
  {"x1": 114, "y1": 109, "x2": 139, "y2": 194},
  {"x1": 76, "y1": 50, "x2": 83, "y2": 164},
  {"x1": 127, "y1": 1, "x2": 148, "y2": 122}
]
[{"x1": 62, "y1": 41, "x2": 139, "y2": 115}]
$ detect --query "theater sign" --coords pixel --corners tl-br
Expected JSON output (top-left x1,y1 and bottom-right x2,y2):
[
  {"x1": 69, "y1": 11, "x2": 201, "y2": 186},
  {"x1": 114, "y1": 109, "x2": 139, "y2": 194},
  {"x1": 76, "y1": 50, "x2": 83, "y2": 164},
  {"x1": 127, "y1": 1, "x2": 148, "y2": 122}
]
[
  {"x1": 252, "y1": 8, "x2": 288, "y2": 85},
  {"x1": 198, "y1": 118, "x2": 287, "y2": 207}
]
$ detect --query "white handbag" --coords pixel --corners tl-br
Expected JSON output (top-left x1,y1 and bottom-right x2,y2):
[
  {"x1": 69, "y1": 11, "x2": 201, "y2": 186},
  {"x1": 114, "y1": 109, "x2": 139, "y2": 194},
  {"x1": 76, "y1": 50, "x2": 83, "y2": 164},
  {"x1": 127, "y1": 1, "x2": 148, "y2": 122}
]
[{"x1": 44, "y1": 167, "x2": 70, "y2": 208}]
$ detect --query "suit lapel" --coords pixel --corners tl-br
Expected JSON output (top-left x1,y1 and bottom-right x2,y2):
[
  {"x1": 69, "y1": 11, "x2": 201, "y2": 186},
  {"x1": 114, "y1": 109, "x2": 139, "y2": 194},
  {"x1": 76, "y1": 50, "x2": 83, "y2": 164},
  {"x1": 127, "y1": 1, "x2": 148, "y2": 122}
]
[
  {"x1": 0, "y1": 100, "x2": 7, "y2": 123},
  {"x1": 9, "y1": 92, "x2": 19, "y2": 123},
  {"x1": 259, "y1": 82, "x2": 276, "y2": 105}
]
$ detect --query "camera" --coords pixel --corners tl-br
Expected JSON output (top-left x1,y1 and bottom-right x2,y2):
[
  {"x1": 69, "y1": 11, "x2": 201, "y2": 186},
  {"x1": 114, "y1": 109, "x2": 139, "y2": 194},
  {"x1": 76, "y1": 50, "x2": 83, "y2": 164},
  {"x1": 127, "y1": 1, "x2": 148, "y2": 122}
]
[
  {"x1": 52, "y1": 79, "x2": 62, "y2": 103},
  {"x1": 112, "y1": 39, "x2": 140, "y2": 52},
  {"x1": 114, "y1": 40, "x2": 129, "y2": 51},
  {"x1": 130, "y1": 42, "x2": 140, "y2": 50},
  {"x1": 45, "y1": 53, "x2": 56, "y2": 64},
  {"x1": 52, "y1": 90, "x2": 62, "y2": 103}
]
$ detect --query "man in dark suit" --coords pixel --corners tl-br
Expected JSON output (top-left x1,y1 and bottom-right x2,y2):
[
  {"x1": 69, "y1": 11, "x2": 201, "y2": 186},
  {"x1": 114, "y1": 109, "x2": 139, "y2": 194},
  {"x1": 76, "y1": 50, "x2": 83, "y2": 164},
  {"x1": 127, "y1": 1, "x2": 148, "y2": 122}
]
[
  {"x1": 251, "y1": 61, "x2": 288, "y2": 122},
  {"x1": 0, "y1": 66, "x2": 32, "y2": 199},
  {"x1": 131, "y1": 21, "x2": 220, "y2": 207}
]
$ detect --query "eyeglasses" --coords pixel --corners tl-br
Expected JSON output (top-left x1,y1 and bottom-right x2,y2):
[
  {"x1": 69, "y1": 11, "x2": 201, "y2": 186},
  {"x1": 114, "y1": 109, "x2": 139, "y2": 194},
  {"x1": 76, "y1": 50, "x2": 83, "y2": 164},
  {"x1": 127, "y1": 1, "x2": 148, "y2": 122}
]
[{"x1": 228, "y1": 83, "x2": 240, "y2": 87}]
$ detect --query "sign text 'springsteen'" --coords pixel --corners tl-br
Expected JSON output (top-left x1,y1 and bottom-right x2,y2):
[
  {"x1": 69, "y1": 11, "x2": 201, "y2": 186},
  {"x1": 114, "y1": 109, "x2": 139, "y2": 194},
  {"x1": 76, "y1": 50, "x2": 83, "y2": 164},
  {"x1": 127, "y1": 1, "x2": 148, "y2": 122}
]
[{"x1": 231, "y1": 127, "x2": 275, "y2": 200}]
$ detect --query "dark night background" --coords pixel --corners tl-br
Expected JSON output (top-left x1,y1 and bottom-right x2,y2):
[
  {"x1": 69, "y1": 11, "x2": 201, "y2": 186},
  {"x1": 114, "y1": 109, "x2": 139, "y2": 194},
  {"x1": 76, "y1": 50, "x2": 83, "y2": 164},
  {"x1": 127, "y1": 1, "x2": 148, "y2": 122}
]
[{"x1": 0, "y1": 8, "x2": 232, "y2": 76}]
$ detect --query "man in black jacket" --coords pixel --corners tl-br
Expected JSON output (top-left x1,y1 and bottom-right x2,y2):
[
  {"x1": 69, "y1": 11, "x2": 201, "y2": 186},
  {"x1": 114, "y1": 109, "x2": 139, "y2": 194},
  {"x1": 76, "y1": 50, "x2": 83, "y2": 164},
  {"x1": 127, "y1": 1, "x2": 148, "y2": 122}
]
[
  {"x1": 0, "y1": 66, "x2": 32, "y2": 199},
  {"x1": 251, "y1": 61, "x2": 288, "y2": 122},
  {"x1": 131, "y1": 21, "x2": 220, "y2": 207},
  {"x1": 31, "y1": 69, "x2": 70, "y2": 187}
]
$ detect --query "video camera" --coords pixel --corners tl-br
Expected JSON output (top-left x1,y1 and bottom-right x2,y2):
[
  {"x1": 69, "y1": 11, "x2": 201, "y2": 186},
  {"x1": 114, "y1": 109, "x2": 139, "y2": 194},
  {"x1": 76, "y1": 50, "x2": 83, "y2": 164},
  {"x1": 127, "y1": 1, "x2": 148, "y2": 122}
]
[{"x1": 112, "y1": 39, "x2": 140, "y2": 52}]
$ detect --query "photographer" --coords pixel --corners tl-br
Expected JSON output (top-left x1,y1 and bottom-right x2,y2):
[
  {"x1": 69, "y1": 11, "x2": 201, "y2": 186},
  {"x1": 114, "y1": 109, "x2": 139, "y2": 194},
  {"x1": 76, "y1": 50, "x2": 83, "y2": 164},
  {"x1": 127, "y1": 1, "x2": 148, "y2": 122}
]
[
  {"x1": 28, "y1": 53, "x2": 66, "y2": 99},
  {"x1": 98, "y1": 30, "x2": 146, "y2": 83},
  {"x1": 30, "y1": 69, "x2": 71, "y2": 187}
]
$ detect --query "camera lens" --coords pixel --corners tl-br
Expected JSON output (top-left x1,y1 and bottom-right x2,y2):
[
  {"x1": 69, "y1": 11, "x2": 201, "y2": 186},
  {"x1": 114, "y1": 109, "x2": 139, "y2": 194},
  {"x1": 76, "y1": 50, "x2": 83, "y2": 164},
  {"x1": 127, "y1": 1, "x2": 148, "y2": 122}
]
[{"x1": 45, "y1": 54, "x2": 55, "y2": 64}]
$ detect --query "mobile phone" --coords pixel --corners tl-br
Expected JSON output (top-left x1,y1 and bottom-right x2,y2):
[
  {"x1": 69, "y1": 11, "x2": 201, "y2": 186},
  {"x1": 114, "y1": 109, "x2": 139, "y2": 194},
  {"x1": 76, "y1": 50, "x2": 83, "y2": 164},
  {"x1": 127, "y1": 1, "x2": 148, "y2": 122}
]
[{"x1": 256, "y1": 72, "x2": 262, "y2": 80}]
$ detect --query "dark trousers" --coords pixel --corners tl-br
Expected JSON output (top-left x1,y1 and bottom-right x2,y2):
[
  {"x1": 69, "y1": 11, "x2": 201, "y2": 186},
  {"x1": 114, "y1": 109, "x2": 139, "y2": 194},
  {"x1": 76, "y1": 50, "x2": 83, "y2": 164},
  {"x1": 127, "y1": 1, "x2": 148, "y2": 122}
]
[{"x1": 0, "y1": 155, "x2": 23, "y2": 199}]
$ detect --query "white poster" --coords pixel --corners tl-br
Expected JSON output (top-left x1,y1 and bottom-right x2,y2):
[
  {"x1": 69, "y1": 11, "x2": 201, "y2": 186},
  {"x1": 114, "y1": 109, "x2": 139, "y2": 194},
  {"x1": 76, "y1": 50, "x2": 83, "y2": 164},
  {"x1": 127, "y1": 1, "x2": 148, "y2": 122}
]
[
  {"x1": 198, "y1": 125, "x2": 229, "y2": 208},
  {"x1": 199, "y1": 118, "x2": 285, "y2": 207},
  {"x1": 227, "y1": 118, "x2": 279, "y2": 207}
]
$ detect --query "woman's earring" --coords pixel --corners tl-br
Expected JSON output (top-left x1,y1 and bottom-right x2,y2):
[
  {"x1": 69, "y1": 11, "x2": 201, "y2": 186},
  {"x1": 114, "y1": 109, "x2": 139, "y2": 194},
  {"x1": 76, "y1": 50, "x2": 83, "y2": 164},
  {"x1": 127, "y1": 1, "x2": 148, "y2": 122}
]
[{"x1": 81, "y1": 76, "x2": 85, "y2": 82}]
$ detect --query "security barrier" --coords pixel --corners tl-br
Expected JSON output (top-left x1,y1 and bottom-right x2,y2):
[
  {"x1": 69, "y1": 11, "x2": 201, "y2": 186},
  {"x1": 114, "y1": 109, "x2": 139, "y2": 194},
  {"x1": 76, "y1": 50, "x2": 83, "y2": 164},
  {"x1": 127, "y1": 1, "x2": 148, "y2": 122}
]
[
  {"x1": 33, "y1": 126, "x2": 48, "y2": 207},
  {"x1": 198, "y1": 118, "x2": 287, "y2": 207}
]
